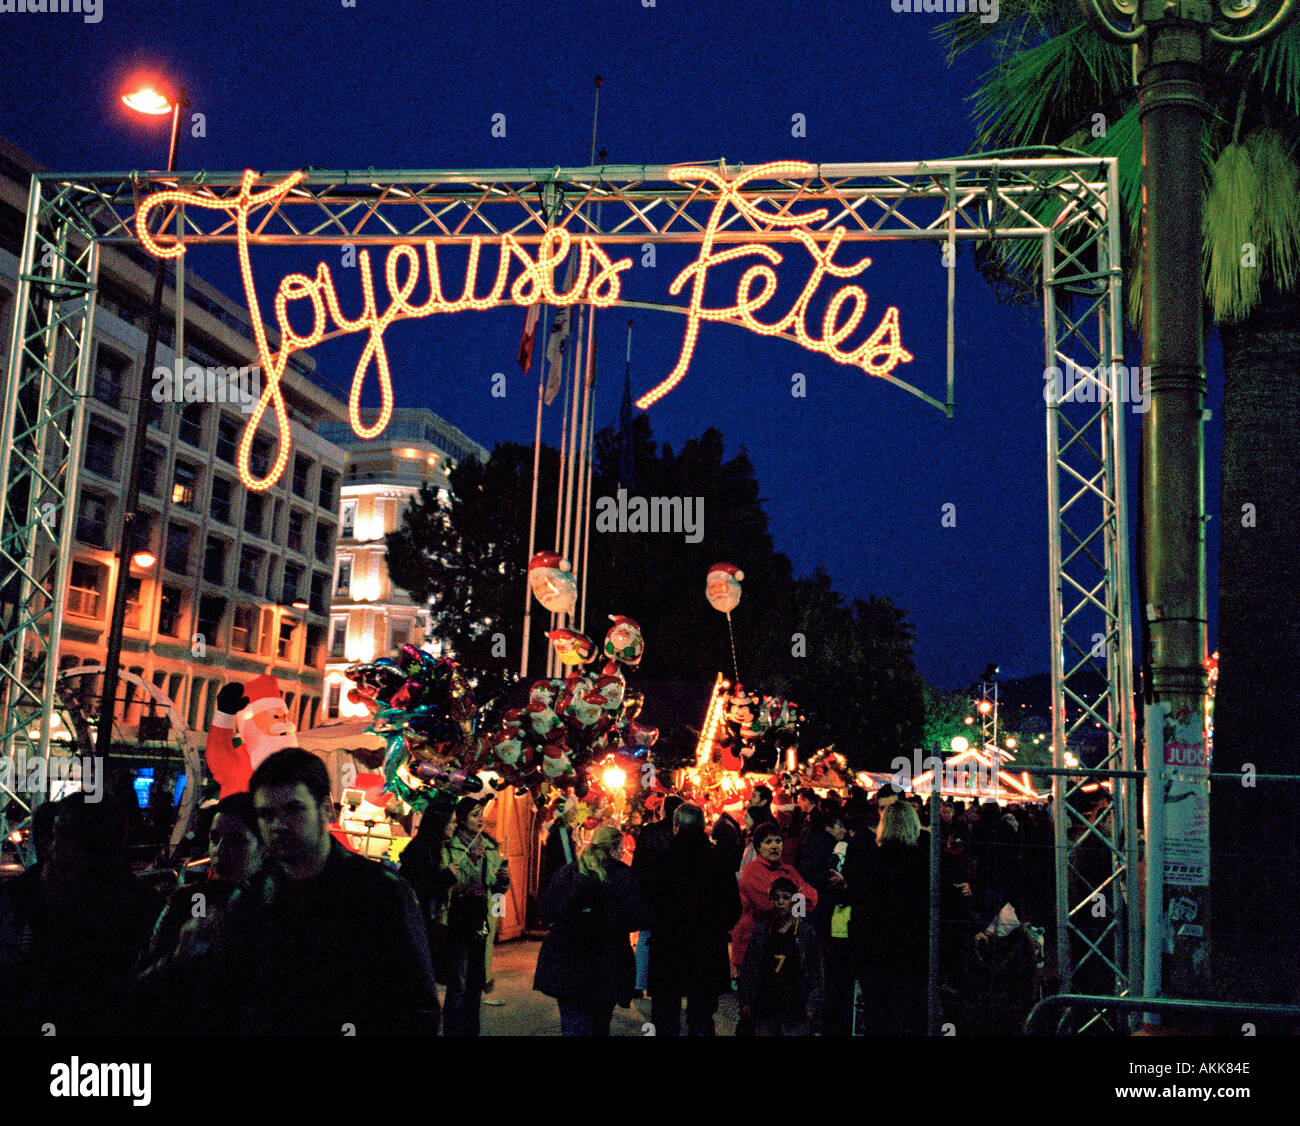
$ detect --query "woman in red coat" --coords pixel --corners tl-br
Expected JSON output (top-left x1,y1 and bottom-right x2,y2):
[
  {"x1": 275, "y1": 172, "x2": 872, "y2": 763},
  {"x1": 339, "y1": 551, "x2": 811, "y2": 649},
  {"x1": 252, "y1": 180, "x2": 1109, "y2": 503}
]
[{"x1": 733, "y1": 822, "x2": 818, "y2": 978}]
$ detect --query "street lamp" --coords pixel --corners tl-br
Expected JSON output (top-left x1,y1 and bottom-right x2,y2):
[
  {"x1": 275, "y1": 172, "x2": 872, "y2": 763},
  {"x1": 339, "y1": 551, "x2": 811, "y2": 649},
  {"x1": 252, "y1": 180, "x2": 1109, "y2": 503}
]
[
  {"x1": 1079, "y1": 0, "x2": 1295, "y2": 1001},
  {"x1": 95, "y1": 77, "x2": 189, "y2": 762},
  {"x1": 130, "y1": 549, "x2": 156, "y2": 570}
]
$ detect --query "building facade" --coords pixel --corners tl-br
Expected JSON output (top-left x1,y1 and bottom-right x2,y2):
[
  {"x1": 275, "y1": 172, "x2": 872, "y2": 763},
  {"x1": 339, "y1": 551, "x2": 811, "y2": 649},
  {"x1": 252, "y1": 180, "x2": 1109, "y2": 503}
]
[
  {"x1": 0, "y1": 137, "x2": 349, "y2": 745},
  {"x1": 317, "y1": 409, "x2": 488, "y2": 721}
]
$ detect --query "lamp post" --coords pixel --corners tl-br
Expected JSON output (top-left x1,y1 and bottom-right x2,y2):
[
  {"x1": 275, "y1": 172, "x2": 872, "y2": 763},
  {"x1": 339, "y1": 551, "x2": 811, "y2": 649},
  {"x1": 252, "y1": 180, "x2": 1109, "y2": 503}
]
[
  {"x1": 1077, "y1": 0, "x2": 1295, "y2": 1000},
  {"x1": 94, "y1": 80, "x2": 188, "y2": 762}
]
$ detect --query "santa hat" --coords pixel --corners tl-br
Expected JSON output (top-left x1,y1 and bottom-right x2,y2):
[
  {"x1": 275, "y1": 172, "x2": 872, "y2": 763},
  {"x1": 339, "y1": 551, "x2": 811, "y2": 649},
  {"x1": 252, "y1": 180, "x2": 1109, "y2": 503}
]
[
  {"x1": 708, "y1": 562, "x2": 744, "y2": 581},
  {"x1": 240, "y1": 674, "x2": 287, "y2": 720},
  {"x1": 530, "y1": 551, "x2": 571, "y2": 573}
]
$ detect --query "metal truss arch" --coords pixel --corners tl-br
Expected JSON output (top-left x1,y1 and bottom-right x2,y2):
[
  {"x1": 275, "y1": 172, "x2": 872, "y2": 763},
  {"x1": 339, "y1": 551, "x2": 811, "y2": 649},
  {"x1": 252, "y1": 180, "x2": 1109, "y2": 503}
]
[{"x1": 0, "y1": 156, "x2": 1136, "y2": 1006}]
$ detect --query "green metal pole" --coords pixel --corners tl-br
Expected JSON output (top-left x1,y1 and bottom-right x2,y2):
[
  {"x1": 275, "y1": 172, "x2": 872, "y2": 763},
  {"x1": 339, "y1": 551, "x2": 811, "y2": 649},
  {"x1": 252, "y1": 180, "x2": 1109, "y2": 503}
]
[{"x1": 1137, "y1": 21, "x2": 1211, "y2": 998}]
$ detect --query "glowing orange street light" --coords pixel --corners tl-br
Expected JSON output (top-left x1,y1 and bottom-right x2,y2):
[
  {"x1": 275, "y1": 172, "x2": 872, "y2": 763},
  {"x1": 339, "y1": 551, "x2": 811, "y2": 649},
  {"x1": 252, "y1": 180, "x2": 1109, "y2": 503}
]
[
  {"x1": 131, "y1": 549, "x2": 157, "y2": 569},
  {"x1": 121, "y1": 85, "x2": 173, "y2": 116},
  {"x1": 95, "y1": 73, "x2": 190, "y2": 763},
  {"x1": 977, "y1": 699, "x2": 993, "y2": 715}
]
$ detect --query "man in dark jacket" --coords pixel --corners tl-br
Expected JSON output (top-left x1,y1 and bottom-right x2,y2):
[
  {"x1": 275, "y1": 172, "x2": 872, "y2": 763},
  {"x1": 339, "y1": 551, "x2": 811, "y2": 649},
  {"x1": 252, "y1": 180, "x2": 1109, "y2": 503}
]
[
  {"x1": 216, "y1": 749, "x2": 439, "y2": 1035},
  {"x1": 644, "y1": 802, "x2": 741, "y2": 1036},
  {"x1": 538, "y1": 796, "x2": 579, "y2": 904},
  {"x1": 629, "y1": 793, "x2": 682, "y2": 995}
]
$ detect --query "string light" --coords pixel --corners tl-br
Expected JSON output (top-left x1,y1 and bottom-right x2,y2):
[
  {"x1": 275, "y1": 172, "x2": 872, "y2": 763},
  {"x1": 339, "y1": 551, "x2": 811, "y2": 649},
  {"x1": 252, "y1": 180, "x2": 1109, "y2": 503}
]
[
  {"x1": 636, "y1": 162, "x2": 912, "y2": 409},
  {"x1": 695, "y1": 672, "x2": 729, "y2": 766},
  {"x1": 136, "y1": 164, "x2": 909, "y2": 483},
  {"x1": 136, "y1": 170, "x2": 637, "y2": 489}
]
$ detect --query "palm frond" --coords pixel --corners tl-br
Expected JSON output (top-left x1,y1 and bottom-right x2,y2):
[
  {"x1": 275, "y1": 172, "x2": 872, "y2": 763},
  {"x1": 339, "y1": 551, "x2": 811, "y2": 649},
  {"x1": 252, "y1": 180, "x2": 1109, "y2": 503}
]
[
  {"x1": 1245, "y1": 23, "x2": 1300, "y2": 119},
  {"x1": 1204, "y1": 142, "x2": 1263, "y2": 322},
  {"x1": 934, "y1": 0, "x2": 1070, "y2": 64},
  {"x1": 969, "y1": 26, "x2": 1131, "y2": 152},
  {"x1": 1245, "y1": 128, "x2": 1300, "y2": 294}
]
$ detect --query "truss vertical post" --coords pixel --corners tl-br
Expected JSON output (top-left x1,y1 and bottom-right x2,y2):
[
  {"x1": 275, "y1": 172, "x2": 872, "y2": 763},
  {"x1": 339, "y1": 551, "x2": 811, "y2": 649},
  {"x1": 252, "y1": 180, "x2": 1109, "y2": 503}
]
[
  {"x1": 1042, "y1": 167, "x2": 1139, "y2": 1025},
  {"x1": 0, "y1": 177, "x2": 97, "y2": 853}
]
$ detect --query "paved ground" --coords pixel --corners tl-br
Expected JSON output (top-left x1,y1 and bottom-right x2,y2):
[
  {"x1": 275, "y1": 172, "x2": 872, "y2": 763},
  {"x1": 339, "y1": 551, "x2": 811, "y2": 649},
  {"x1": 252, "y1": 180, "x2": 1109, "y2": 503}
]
[{"x1": 473, "y1": 937, "x2": 740, "y2": 1037}]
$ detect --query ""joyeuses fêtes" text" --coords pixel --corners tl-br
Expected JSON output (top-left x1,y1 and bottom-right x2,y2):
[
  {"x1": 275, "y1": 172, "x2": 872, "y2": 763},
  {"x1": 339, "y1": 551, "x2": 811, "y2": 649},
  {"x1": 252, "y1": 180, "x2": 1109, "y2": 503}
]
[{"x1": 135, "y1": 162, "x2": 911, "y2": 490}]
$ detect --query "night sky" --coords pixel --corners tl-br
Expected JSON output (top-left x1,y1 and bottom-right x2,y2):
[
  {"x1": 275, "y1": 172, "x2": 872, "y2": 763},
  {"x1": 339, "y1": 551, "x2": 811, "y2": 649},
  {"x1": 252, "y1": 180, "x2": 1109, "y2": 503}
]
[{"x1": 0, "y1": 0, "x2": 1222, "y2": 688}]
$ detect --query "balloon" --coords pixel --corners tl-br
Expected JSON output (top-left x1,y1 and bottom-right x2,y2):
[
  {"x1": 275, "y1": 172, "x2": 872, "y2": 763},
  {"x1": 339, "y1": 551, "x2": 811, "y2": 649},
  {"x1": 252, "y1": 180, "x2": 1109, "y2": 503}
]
[
  {"x1": 625, "y1": 720, "x2": 659, "y2": 748},
  {"x1": 561, "y1": 689, "x2": 603, "y2": 730},
  {"x1": 706, "y1": 562, "x2": 744, "y2": 614},
  {"x1": 590, "y1": 673, "x2": 626, "y2": 713},
  {"x1": 413, "y1": 763, "x2": 499, "y2": 801},
  {"x1": 529, "y1": 551, "x2": 577, "y2": 616},
  {"x1": 526, "y1": 702, "x2": 566, "y2": 742},
  {"x1": 541, "y1": 742, "x2": 574, "y2": 780},
  {"x1": 621, "y1": 689, "x2": 644, "y2": 721},
  {"x1": 547, "y1": 628, "x2": 596, "y2": 666},
  {"x1": 604, "y1": 615, "x2": 644, "y2": 668},
  {"x1": 491, "y1": 726, "x2": 526, "y2": 767},
  {"x1": 529, "y1": 679, "x2": 565, "y2": 710}
]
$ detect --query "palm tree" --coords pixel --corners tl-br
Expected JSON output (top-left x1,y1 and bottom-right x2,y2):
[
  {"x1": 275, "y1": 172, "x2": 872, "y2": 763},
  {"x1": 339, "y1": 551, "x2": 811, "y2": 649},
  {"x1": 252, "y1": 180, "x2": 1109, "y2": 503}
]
[{"x1": 939, "y1": 3, "x2": 1300, "y2": 991}]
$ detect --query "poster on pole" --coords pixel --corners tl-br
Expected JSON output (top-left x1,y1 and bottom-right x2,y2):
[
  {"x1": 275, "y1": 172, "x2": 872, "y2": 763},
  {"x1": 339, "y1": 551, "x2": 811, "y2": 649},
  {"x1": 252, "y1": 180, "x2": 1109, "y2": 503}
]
[{"x1": 1162, "y1": 706, "x2": 1210, "y2": 887}]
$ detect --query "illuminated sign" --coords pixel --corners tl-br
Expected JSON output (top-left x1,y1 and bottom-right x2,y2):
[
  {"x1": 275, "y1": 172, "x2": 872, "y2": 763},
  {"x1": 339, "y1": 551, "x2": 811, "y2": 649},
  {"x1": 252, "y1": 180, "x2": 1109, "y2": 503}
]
[{"x1": 135, "y1": 162, "x2": 911, "y2": 491}]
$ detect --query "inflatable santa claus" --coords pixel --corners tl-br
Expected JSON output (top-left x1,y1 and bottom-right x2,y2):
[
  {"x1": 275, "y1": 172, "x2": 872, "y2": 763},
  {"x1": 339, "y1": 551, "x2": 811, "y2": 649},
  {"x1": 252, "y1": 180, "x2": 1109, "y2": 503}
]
[{"x1": 205, "y1": 675, "x2": 300, "y2": 797}]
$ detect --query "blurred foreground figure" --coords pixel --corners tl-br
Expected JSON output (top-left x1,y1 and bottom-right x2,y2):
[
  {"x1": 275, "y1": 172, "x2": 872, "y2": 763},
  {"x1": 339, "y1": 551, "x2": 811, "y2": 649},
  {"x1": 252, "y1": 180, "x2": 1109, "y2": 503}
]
[
  {"x1": 212, "y1": 750, "x2": 439, "y2": 1035},
  {"x1": 133, "y1": 793, "x2": 265, "y2": 1033},
  {"x1": 0, "y1": 795, "x2": 162, "y2": 1035}
]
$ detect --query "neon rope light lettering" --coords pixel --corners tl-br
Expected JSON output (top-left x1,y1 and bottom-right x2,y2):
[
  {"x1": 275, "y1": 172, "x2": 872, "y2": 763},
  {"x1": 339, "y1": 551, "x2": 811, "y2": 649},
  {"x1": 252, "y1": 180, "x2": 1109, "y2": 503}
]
[
  {"x1": 637, "y1": 161, "x2": 912, "y2": 409},
  {"x1": 134, "y1": 162, "x2": 911, "y2": 490}
]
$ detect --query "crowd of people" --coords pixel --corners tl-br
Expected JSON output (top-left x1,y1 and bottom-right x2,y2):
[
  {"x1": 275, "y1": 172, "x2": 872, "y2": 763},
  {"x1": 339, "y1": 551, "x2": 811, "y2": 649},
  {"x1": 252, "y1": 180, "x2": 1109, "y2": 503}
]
[
  {"x1": 531, "y1": 782, "x2": 1065, "y2": 1036},
  {"x1": 0, "y1": 751, "x2": 1071, "y2": 1036}
]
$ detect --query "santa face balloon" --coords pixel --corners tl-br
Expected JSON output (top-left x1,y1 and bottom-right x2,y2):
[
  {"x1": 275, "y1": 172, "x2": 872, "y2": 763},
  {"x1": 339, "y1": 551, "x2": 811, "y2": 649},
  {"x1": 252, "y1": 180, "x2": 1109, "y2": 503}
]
[
  {"x1": 529, "y1": 552, "x2": 577, "y2": 616},
  {"x1": 529, "y1": 679, "x2": 565, "y2": 710},
  {"x1": 706, "y1": 562, "x2": 744, "y2": 614},
  {"x1": 547, "y1": 629, "x2": 596, "y2": 666},
  {"x1": 562, "y1": 690, "x2": 604, "y2": 730},
  {"x1": 604, "y1": 615, "x2": 644, "y2": 668}
]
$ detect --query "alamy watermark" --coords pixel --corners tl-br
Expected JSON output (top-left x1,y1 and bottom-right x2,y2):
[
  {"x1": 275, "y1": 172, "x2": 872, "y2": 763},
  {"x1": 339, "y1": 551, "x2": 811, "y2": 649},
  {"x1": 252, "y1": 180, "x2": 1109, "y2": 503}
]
[
  {"x1": 153, "y1": 360, "x2": 262, "y2": 413},
  {"x1": 0, "y1": 751, "x2": 103, "y2": 802},
  {"x1": 891, "y1": 749, "x2": 995, "y2": 793},
  {"x1": 0, "y1": 0, "x2": 103, "y2": 23},
  {"x1": 891, "y1": 0, "x2": 999, "y2": 25},
  {"x1": 1044, "y1": 362, "x2": 1150, "y2": 414},
  {"x1": 593, "y1": 487, "x2": 704, "y2": 544}
]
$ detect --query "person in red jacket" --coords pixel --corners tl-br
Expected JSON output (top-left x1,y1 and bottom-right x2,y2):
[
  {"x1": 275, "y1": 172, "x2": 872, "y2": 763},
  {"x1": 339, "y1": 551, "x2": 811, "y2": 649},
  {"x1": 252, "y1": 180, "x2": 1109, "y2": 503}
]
[{"x1": 733, "y1": 821, "x2": 817, "y2": 979}]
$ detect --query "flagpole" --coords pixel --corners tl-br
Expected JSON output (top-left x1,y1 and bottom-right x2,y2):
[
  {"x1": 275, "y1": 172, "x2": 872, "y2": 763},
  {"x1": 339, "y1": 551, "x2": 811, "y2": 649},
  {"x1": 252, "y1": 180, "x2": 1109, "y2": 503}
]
[
  {"x1": 520, "y1": 305, "x2": 552, "y2": 679},
  {"x1": 556, "y1": 311, "x2": 583, "y2": 676},
  {"x1": 563, "y1": 305, "x2": 583, "y2": 571},
  {"x1": 550, "y1": 321, "x2": 573, "y2": 680},
  {"x1": 571, "y1": 81, "x2": 604, "y2": 635},
  {"x1": 576, "y1": 288, "x2": 603, "y2": 634},
  {"x1": 573, "y1": 306, "x2": 594, "y2": 628}
]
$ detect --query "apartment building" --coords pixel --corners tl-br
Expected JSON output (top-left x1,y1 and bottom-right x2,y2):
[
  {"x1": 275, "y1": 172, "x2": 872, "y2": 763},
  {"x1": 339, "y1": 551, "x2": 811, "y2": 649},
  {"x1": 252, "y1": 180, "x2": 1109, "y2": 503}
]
[
  {"x1": 0, "y1": 137, "x2": 349, "y2": 744},
  {"x1": 317, "y1": 409, "x2": 488, "y2": 721}
]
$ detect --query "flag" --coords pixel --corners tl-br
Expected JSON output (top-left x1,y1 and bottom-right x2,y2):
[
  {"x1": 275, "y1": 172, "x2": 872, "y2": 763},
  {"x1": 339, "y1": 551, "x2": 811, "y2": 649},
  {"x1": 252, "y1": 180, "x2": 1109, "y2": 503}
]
[
  {"x1": 517, "y1": 302, "x2": 540, "y2": 372},
  {"x1": 543, "y1": 249, "x2": 580, "y2": 405}
]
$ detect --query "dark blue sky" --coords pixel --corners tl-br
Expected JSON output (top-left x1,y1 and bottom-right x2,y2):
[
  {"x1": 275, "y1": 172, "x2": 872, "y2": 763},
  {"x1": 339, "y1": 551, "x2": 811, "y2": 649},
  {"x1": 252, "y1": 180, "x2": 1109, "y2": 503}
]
[{"x1": 0, "y1": 0, "x2": 1222, "y2": 688}]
